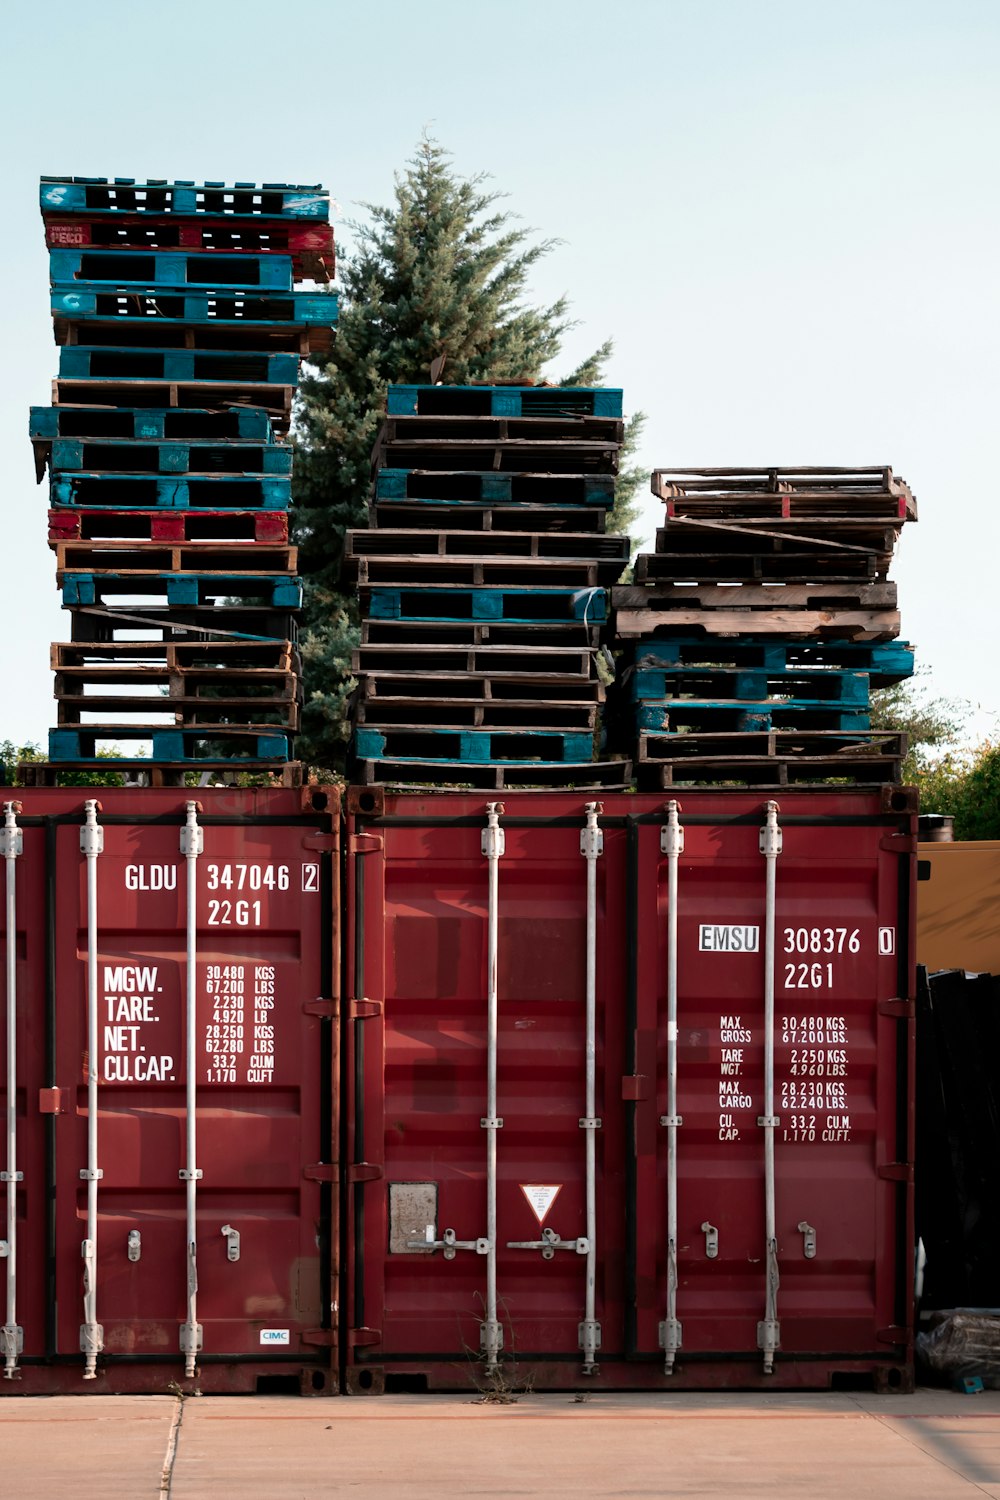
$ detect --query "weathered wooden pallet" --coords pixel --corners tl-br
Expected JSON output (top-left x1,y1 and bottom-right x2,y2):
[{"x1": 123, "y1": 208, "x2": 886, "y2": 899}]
[
  {"x1": 357, "y1": 670, "x2": 604, "y2": 704},
  {"x1": 353, "y1": 556, "x2": 616, "y2": 590},
  {"x1": 368, "y1": 500, "x2": 608, "y2": 535},
  {"x1": 50, "y1": 248, "x2": 293, "y2": 291},
  {"x1": 627, "y1": 665, "x2": 871, "y2": 706},
  {"x1": 374, "y1": 469, "x2": 616, "y2": 506},
  {"x1": 354, "y1": 698, "x2": 600, "y2": 732},
  {"x1": 372, "y1": 437, "x2": 621, "y2": 477},
  {"x1": 44, "y1": 215, "x2": 335, "y2": 280},
  {"x1": 633, "y1": 729, "x2": 906, "y2": 788},
  {"x1": 58, "y1": 346, "x2": 301, "y2": 383},
  {"x1": 51, "y1": 284, "x2": 337, "y2": 328},
  {"x1": 31, "y1": 404, "x2": 276, "y2": 443},
  {"x1": 354, "y1": 725, "x2": 597, "y2": 764},
  {"x1": 53, "y1": 639, "x2": 299, "y2": 674},
  {"x1": 42, "y1": 437, "x2": 291, "y2": 480},
  {"x1": 352, "y1": 757, "x2": 632, "y2": 790},
  {"x1": 49, "y1": 508, "x2": 289, "y2": 544},
  {"x1": 50, "y1": 473, "x2": 290, "y2": 509},
  {"x1": 360, "y1": 618, "x2": 602, "y2": 649},
  {"x1": 54, "y1": 541, "x2": 297, "y2": 577},
  {"x1": 613, "y1": 582, "x2": 897, "y2": 612},
  {"x1": 55, "y1": 693, "x2": 300, "y2": 731},
  {"x1": 48, "y1": 727, "x2": 291, "y2": 761},
  {"x1": 653, "y1": 518, "x2": 902, "y2": 554},
  {"x1": 17, "y1": 759, "x2": 305, "y2": 789},
  {"x1": 352, "y1": 643, "x2": 596, "y2": 677},
  {"x1": 58, "y1": 322, "x2": 324, "y2": 357},
  {"x1": 386, "y1": 385, "x2": 623, "y2": 419},
  {"x1": 61, "y1": 573, "x2": 302, "y2": 608},
  {"x1": 633, "y1": 702, "x2": 871, "y2": 733},
  {"x1": 651, "y1": 465, "x2": 912, "y2": 499},
  {"x1": 364, "y1": 585, "x2": 607, "y2": 624},
  {"x1": 375, "y1": 414, "x2": 625, "y2": 444},
  {"x1": 68, "y1": 604, "x2": 298, "y2": 645},
  {"x1": 40, "y1": 178, "x2": 330, "y2": 220},
  {"x1": 613, "y1": 608, "x2": 901, "y2": 641},
  {"x1": 52, "y1": 379, "x2": 295, "y2": 431},
  {"x1": 634, "y1": 550, "x2": 889, "y2": 583},
  {"x1": 345, "y1": 528, "x2": 629, "y2": 565},
  {"x1": 628, "y1": 636, "x2": 915, "y2": 683}
]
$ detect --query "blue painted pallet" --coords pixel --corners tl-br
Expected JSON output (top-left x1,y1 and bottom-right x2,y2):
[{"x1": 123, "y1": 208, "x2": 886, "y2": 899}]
[
  {"x1": 51, "y1": 285, "x2": 338, "y2": 327},
  {"x1": 634, "y1": 702, "x2": 872, "y2": 733},
  {"x1": 374, "y1": 470, "x2": 615, "y2": 506},
  {"x1": 366, "y1": 586, "x2": 607, "y2": 624},
  {"x1": 629, "y1": 637, "x2": 915, "y2": 685},
  {"x1": 49, "y1": 249, "x2": 292, "y2": 290},
  {"x1": 354, "y1": 726, "x2": 596, "y2": 764},
  {"x1": 61, "y1": 574, "x2": 302, "y2": 608},
  {"x1": 41, "y1": 179, "x2": 329, "y2": 220},
  {"x1": 630, "y1": 667, "x2": 872, "y2": 707},
  {"x1": 49, "y1": 728, "x2": 290, "y2": 761},
  {"x1": 47, "y1": 439, "x2": 291, "y2": 476},
  {"x1": 30, "y1": 405, "x2": 274, "y2": 442},
  {"x1": 387, "y1": 385, "x2": 624, "y2": 419},
  {"x1": 58, "y1": 347, "x2": 301, "y2": 383},
  {"x1": 51, "y1": 474, "x2": 290, "y2": 509}
]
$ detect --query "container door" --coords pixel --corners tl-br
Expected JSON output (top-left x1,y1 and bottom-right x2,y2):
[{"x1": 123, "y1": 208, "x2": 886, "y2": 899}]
[
  {"x1": 632, "y1": 804, "x2": 913, "y2": 1377},
  {"x1": 346, "y1": 799, "x2": 629, "y2": 1387},
  {"x1": 3, "y1": 793, "x2": 338, "y2": 1391}
]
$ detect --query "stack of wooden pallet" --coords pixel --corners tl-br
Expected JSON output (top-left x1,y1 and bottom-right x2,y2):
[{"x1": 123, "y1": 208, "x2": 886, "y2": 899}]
[
  {"x1": 346, "y1": 383, "x2": 633, "y2": 789},
  {"x1": 24, "y1": 176, "x2": 337, "y2": 786},
  {"x1": 610, "y1": 467, "x2": 917, "y2": 787}
]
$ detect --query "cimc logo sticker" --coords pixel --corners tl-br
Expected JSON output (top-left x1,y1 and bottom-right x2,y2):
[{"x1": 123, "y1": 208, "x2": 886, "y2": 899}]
[
  {"x1": 259, "y1": 1329, "x2": 290, "y2": 1346},
  {"x1": 878, "y1": 928, "x2": 896, "y2": 956}
]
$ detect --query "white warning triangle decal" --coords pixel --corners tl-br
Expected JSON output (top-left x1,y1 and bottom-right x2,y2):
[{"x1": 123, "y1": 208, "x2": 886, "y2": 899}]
[{"x1": 520, "y1": 1184, "x2": 562, "y2": 1224}]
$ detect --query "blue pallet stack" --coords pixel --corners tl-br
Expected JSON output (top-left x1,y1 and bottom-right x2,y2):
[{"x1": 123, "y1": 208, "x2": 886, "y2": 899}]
[
  {"x1": 346, "y1": 384, "x2": 634, "y2": 788},
  {"x1": 610, "y1": 466, "x2": 918, "y2": 787},
  {"x1": 25, "y1": 176, "x2": 337, "y2": 785}
]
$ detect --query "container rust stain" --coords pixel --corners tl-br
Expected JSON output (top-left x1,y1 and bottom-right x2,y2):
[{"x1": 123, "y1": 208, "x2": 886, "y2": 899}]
[
  {"x1": 344, "y1": 789, "x2": 916, "y2": 1393},
  {"x1": 0, "y1": 786, "x2": 340, "y2": 1395}
]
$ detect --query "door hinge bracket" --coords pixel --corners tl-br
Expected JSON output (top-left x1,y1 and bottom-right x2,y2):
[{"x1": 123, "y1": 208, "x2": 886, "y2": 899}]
[
  {"x1": 878, "y1": 998, "x2": 915, "y2": 1019},
  {"x1": 303, "y1": 998, "x2": 338, "y2": 1019},
  {"x1": 350, "y1": 998, "x2": 381, "y2": 1019},
  {"x1": 303, "y1": 1163, "x2": 339, "y2": 1183},
  {"x1": 878, "y1": 1162, "x2": 913, "y2": 1183},
  {"x1": 301, "y1": 832, "x2": 337, "y2": 853},
  {"x1": 349, "y1": 833, "x2": 383, "y2": 855},
  {"x1": 880, "y1": 833, "x2": 916, "y2": 853},
  {"x1": 302, "y1": 1328, "x2": 337, "y2": 1347},
  {"x1": 348, "y1": 1327, "x2": 381, "y2": 1348},
  {"x1": 877, "y1": 1325, "x2": 911, "y2": 1346},
  {"x1": 347, "y1": 1162, "x2": 382, "y2": 1183}
]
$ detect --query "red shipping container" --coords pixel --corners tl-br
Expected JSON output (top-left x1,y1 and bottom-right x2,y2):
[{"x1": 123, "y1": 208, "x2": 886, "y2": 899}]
[
  {"x1": 1, "y1": 786, "x2": 339, "y2": 1395},
  {"x1": 344, "y1": 787, "x2": 916, "y2": 1393}
]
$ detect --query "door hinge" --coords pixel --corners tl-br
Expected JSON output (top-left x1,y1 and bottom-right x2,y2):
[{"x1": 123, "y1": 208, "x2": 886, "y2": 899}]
[
  {"x1": 877, "y1": 1325, "x2": 911, "y2": 1346},
  {"x1": 301, "y1": 1328, "x2": 337, "y2": 1347},
  {"x1": 350, "y1": 998, "x2": 381, "y2": 1019},
  {"x1": 348, "y1": 1162, "x2": 382, "y2": 1183},
  {"x1": 303, "y1": 1163, "x2": 338, "y2": 1183},
  {"x1": 878, "y1": 1162, "x2": 913, "y2": 1183},
  {"x1": 38, "y1": 1087, "x2": 66, "y2": 1114},
  {"x1": 348, "y1": 1327, "x2": 382, "y2": 1348},
  {"x1": 302, "y1": 832, "x2": 337, "y2": 853},
  {"x1": 880, "y1": 833, "x2": 916, "y2": 854},
  {"x1": 349, "y1": 833, "x2": 383, "y2": 855},
  {"x1": 621, "y1": 1075, "x2": 650, "y2": 1101},
  {"x1": 878, "y1": 998, "x2": 915, "y2": 1019},
  {"x1": 303, "y1": 998, "x2": 338, "y2": 1019}
]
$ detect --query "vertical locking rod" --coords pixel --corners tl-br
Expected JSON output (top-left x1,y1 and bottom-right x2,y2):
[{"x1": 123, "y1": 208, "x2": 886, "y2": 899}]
[
  {"x1": 80, "y1": 800, "x2": 104, "y2": 1378},
  {"x1": 757, "y1": 800, "x2": 783, "y2": 1374},
  {"x1": 179, "y1": 802, "x2": 204, "y2": 1376},
  {"x1": 2, "y1": 802, "x2": 23, "y2": 1377},
  {"x1": 578, "y1": 802, "x2": 603, "y2": 1373},
  {"x1": 480, "y1": 802, "x2": 505, "y2": 1370},
  {"x1": 659, "y1": 801, "x2": 684, "y2": 1371}
]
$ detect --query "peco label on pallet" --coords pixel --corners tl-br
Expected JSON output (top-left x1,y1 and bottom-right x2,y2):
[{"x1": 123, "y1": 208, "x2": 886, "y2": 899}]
[{"x1": 699, "y1": 925, "x2": 760, "y2": 953}]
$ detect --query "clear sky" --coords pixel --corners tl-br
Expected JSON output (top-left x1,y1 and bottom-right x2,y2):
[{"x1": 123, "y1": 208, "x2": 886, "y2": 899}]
[{"x1": 1, "y1": 0, "x2": 997, "y2": 749}]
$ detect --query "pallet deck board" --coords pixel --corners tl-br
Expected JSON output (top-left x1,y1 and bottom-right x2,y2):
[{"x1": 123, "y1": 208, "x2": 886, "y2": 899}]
[
  {"x1": 41, "y1": 178, "x2": 330, "y2": 220},
  {"x1": 18, "y1": 760, "x2": 305, "y2": 788},
  {"x1": 626, "y1": 636, "x2": 915, "y2": 683},
  {"x1": 49, "y1": 248, "x2": 294, "y2": 291},
  {"x1": 58, "y1": 345, "x2": 302, "y2": 383},
  {"x1": 632, "y1": 702, "x2": 871, "y2": 733},
  {"x1": 42, "y1": 436, "x2": 292, "y2": 478},
  {"x1": 31, "y1": 404, "x2": 277, "y2": 442},
  {"x1": 386, "y1": 385, "x2": 623, "y2": 419},
  {"x1": 54, "y1": 541, "x2": 298, "y2": 575},
  {"x1": 48, "y1": 727, "x2": 292, "y2": 761},
  {"x1": 352, "y1": 643, "x2": 596, "y2": 676},
  {"x1": 61, "y1": 573, "x2": 302, "y2": 608},
  {"x1": 55, "y1": 696, "x2": 300, "y2": 729},
  {"x1": 612, "y1": 608, "x2": 901, "y2": 641},
  {"x1": 68, "y1": 604, "x2": 298, "y2": 645},
  {"x1": 53, "y1": 639, "x2": 299, "y2": 672},
  {"x1": 627, "y1": 665, "x2": 872, "y2": 706},
  {"x1": 353, "y1": 757, "x2": 631, "y2": 790},
  {"x1": 368, "y1": 501, "x2": 609, "y2": 534},
  {"x1": 359, "y1": 618, "x2": 603, "y2": 648},
  {"x1": 354, "y1": 698, "x2": 601, "y2": 731},
  {"x1": 374, "y1": 469, "x2": 616, "y2": 506},
  {"x1": 353, "y1": 556, "x2": 616, "y2": 589},
  {"x1": 612, "y1": 582, "x2": 897, "y2": 610},
  {"x1": 345, "y1": 528, "x2": 629, "y2": 563},
  {"x1": 363, "y1": 584, "x2": 607, "y2": 624},
  {"x1": 52, "y1": 379, "x2": 295, "y2": 431},
  {"x1": 372, "y1": 437, "x2": 622, "y2": 476},
  {"x1": 44, "y1": 214, "x2": 334, "y2": 280},
  {"x1": 354, "y1": 725, "x2": 597, "y2": 764},
  {"x1": 634, "y1": 551, "x2": 888, "y2": 583},
  {"x1": 51, "y1": 473, "x2": 291, "y2": 509},
  {"x1": 374, "y1": 414, "x2": 625, "y2": 444}
]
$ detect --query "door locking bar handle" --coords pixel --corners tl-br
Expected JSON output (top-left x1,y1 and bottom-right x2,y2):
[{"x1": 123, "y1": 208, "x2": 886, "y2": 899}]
[
  {"x1": 506, "y1": 1227, "x2": 590, "y2": 1260},
  {"x1": 797, "y1": 1221, "x2": 817, "y2": 1259},
  {"x1": 701, "y1": 1222, "x2": 719, "y2": 1259},
  {"x1": 221, "y1": 1225, "x2": 240, "y2": 1262},
  {"x1": 407, "y1": 1226, "x2": 489, "y2": 1260}
]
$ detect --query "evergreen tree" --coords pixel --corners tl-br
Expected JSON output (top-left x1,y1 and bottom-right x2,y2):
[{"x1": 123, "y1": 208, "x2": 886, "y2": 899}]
[{"x1": 292, "y1": 137, "x2": 644, "y2": 771}]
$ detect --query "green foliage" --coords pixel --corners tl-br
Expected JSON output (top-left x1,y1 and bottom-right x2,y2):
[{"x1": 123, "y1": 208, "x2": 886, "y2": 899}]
[
  {"x1": 868, "y1": 676, "x2": 968, "y2": 783},
  {"x1": 913, "y1": 742, "x2": 1000, "y2": 840},
  {"x1": 0, "y1": 740, "x2": 127, "y2": 788},
  {"x1": 292, "y1": 136, "x2": 634, "y2": 772}
]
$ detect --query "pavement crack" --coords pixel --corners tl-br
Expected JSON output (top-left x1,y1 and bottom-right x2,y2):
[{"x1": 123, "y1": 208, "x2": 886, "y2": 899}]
[{"x1": 160, "y1": 1394, "x2": 185, "y2": 1497}]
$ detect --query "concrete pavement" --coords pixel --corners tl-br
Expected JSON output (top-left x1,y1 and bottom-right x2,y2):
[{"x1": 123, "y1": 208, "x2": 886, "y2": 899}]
[{"x1": 7, "y1": 1390, "x2": 1000, "y2": 1498}]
